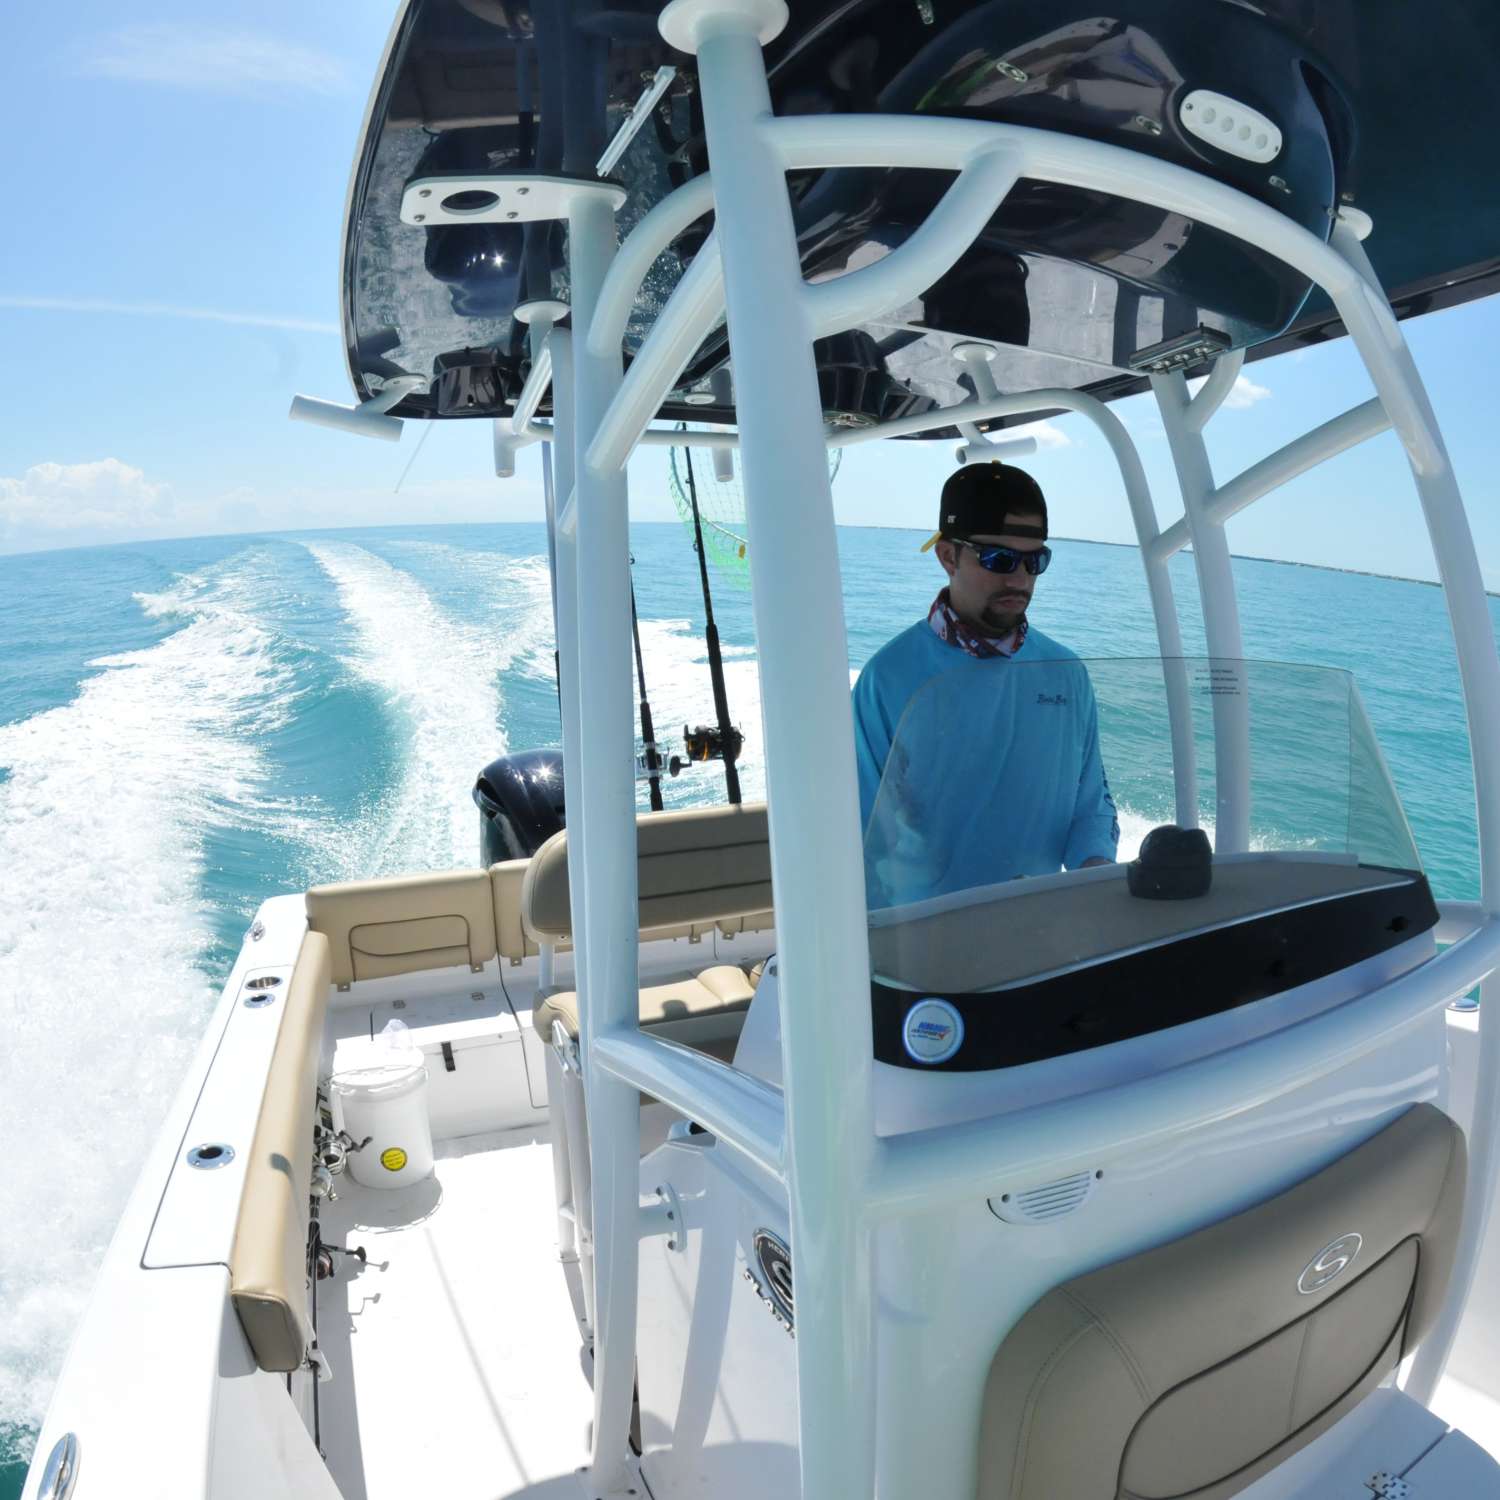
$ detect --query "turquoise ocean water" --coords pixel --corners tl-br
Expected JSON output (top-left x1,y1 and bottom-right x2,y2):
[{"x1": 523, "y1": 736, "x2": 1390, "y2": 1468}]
[{"x1": 1, "y1": 520, "x2": 1496, "y2": 1487}]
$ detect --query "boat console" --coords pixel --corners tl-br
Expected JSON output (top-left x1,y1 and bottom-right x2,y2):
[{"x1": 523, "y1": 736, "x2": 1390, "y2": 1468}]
[{"x1": 634, "y1": 653, "x2": 1477, "y2": 1498}]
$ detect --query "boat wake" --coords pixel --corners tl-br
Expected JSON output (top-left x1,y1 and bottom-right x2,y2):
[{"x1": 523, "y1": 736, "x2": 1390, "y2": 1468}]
[
  {"x1": 302, "y1": 542, "x2": 522, "y2": 877},
  {"x1": 378, "y1": 540, "x2": 557, "y2": 684}
]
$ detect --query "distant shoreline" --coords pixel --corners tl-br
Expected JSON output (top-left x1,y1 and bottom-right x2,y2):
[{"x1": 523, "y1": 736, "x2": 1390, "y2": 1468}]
[{"x1": 854, "y1": 523, "x2": 1500, "y2": 599}]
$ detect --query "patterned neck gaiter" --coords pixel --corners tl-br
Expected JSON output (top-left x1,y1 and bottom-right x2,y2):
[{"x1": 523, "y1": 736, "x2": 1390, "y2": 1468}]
[{"x1": 927, "y1": 587, "x2": 1028, "y2": 660}]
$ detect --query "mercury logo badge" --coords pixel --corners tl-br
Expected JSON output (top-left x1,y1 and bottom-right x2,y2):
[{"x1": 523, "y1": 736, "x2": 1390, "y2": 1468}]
[
  {"x1": 1297, "y1": 1232, "x2": 1363, "y2": 1294},
  {"x1": 902, "y1": 997, "x2": 964, "y2": 1065}
]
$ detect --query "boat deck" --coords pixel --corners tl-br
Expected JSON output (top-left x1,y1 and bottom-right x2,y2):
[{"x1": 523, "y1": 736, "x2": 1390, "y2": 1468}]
[{"x1": 317, "y1": 1127, "x2": 608, "y2": 1500}]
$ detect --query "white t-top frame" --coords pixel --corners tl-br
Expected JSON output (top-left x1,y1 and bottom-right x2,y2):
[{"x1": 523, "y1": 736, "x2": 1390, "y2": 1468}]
[{"x1": 508, "y1": 0, "x2": 1500, "y2": 1491}]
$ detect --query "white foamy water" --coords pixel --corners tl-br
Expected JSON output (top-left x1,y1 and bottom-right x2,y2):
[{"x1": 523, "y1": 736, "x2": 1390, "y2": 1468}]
[
  {"x1": 304, "y1": 542, "x2": 519, "y2": 876},
  {"x1": 0, "y1": 560, "x2": 297, "y2": 1454},
  {"x1": 1115, "y1": 806, "x2": 1160, "y2": 863},
  {"x1": 632, "y1": 617, "x2": 767, "y2": 806},
  {"x1": 381, "y1": 541, "x2": 558, "y2": 683}
]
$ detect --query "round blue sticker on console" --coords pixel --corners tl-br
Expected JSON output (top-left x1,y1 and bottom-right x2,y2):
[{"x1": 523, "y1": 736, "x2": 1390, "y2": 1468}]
[{"x1": 902, "y1": 997, "x2": 964, "y2": 1065}]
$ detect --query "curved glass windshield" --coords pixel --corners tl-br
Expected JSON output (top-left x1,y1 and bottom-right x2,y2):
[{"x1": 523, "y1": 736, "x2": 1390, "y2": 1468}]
[{"x1": 863, "y1": 656, "x2": 1419, "y2": 916}]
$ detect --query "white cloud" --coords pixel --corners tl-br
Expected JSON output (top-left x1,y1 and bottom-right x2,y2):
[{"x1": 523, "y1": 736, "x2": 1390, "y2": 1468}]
[
  {"x1": 963, "y1": 418, "x2": 1072, "y2": 454},
  {"x1": 0, "y1": 460, "x2": 171, "y2": 545},
  {"x1": 1018, "y1": 419, "x2": 1073, "y2": 450},
  {"x1": 0, "y1": 460, "x2": 553, "y2": 556},
  {"x1": 0, "y1": 296, "x2": 335, "y2": 335},
  {"x1": 1186, "y1": 372, "x2": 1272, "y2": 411},
  {"x1": 80, "y1": 24, "x2": 346, "y2": 98},
  {"x1": 1224, "y1": 373, "x2": 1272, "y2": 409}
]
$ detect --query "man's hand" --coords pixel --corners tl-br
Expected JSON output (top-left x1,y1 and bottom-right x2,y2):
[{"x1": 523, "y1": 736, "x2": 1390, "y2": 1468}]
[{"x1": 1081, "y1": 856, "x2": 1113, "y2": 868}]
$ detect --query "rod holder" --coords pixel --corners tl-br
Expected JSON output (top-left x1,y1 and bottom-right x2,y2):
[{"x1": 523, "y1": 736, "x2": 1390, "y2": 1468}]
[
  {"x1": 288, "y1": 375, "x2": 427, "y2": 443},
  {"x1": 955, "y1": 434, "x2": 1038, "y2": 466}
]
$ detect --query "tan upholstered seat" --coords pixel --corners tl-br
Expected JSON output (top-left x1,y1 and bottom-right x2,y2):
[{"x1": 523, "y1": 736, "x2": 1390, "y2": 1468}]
[
  {"x1": 493, "y1": 806, "x2": 775, "y2": 964},
  {"x1": 307, "y1": 869, "x2": 498, "y2": 988},
  {"x1": 533, "y1": 963, "x2": 756, "y2": 1050},
  {"x1": 718, "y1": 910, "x2": 775, "y2": 939},
  {"x1": 977, "y1": 1103, "x2": 1466, "y2": 1500},
  {"x1": 492, "y1": 857, "x2": 537, "y2": 963},
  {"x1": 521, "y1": 803, "x2": 773, "y2": 947},
  {"x1": 524, "y1": 806, "x2": 774, "y2": 1249},
  {"x1": 521, "y1": 806, "x2": 771, "y2": 1062},
  {"x1": 229, "y1": 930, "x2": 331, "y2": 1373}
]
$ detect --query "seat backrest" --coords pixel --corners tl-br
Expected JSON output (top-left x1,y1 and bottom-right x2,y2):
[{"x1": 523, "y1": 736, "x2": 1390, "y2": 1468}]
[
  {"x1": 306, "y1": 869, "x2": 498, "y2": 989},
  {"x1": 229, "y1": 930, "x2": 331, "y2": 1372},
  {"x1": 492, "y1": 857, "x2": 537, "y2": 963},
  {"x1": 521, "y1": 802, "x2": 774, "y2": 944},
  {"x1": 978, "y1": 1103, "x2": 1466, "y2": 1500}
]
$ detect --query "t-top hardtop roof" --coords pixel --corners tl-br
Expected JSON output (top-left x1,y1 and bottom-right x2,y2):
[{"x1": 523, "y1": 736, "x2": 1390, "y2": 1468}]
[{"x1": 343, "y1": 0, "x2": 1500, "y2": 436}]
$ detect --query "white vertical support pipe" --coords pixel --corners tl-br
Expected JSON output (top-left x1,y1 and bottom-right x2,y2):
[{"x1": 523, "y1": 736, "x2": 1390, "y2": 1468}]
[
  {"x1": 567, "y1": 188, "x2": 642, "y2": 1493},
  {"x1": 1329, "y1": 215, "x2": 1500, "y2": 1404},
  {"x1": 550, "y1": 327, "x2": 600, "y2": 1330},
  {"x1": 539, "y1": 441, "x2": 562, "y2": 650},
  {"x1": 1103, "y1": 401, "x2": 1198, "y2": 830},
  {"x1": 516, "y1": 302, "x2": 569, "y2": 633},
  {"x1": 549, "y1": 325, "x2": 600, "y2": 1326},
  {"x1": 1184, "y1": 347, "x2": 1245, "y2": 432},
  {"x1": 550, "y1": 329, "x2": 590, "y2": 994},
  {"x1": 657, "y1": 4, "x2": 877, "y2": 1499},
  {"x1": 1154, "y1": 368, "x2": 1251, "y2": 852}
]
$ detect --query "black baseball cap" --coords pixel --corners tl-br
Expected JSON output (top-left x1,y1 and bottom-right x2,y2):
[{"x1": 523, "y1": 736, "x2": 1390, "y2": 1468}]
[{"x1": 919, "y1": 461, "x2": 1049, "y2": 551}]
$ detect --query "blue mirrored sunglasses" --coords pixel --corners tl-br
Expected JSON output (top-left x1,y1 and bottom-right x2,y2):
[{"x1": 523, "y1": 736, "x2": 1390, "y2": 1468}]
[{"x1": 956, "y1": 540, "x2": 1052, "y2": 576}]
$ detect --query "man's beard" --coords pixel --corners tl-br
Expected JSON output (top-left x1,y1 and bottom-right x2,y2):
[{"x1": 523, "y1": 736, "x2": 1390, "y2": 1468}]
[{"x1": 979, "y1": 596, "x2": 1029, "y2": 634}]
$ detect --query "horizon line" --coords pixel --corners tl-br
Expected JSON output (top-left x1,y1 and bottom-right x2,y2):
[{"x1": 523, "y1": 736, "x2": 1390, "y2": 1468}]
[{"x1": 2, "y1": 517, "x2": 1491, "y2": 596}]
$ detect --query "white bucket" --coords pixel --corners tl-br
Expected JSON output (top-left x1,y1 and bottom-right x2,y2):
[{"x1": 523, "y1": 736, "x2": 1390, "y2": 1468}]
[{"x1": 331, "y1": 1042, "x2": 434, "y2": 1190}]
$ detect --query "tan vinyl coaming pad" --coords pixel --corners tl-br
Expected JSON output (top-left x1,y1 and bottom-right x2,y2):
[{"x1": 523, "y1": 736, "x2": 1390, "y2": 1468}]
[
  {"x1": 307, "y1": 868, "x2": 498, "y2": 987},
  {"x1": 229, "y1": 930, "x2": 332, "y2": 1372}
]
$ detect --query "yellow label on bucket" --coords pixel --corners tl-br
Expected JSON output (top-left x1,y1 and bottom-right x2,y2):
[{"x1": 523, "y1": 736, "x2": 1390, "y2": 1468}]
[{"x1": 380, "y1": 1146, "x2": 408, "y2": 1172}]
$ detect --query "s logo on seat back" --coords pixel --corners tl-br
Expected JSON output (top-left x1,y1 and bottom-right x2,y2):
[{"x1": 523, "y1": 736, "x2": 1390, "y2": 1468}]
[{"x1": 1297, "y1": 1232, "x2": 1363, "y2": 1294}]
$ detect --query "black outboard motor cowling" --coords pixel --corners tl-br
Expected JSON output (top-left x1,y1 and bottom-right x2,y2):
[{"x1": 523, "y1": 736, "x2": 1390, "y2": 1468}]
[{"x1": 474, "y1": 749, "x2": 565, "y2": 865}]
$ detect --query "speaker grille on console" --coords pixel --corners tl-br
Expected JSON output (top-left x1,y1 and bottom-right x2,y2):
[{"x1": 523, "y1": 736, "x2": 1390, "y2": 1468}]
[{"x1": 989, "y1": 1170, "x2": 1097, "y2": 1225}]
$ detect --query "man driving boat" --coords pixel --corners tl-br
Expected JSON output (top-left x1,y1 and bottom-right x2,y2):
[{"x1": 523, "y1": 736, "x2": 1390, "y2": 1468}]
[{"x1": 853, "y1": 461, "x2": 1119, "y2": 901}]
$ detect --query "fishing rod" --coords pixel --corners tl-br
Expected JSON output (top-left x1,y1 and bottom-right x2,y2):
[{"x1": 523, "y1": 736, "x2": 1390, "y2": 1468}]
[
  {"x1": 682, "y1": 446, "x2": 743, "y2": 805},
  {"x1": 629, "y1": 563, "x2": 665, "y2": 812}
]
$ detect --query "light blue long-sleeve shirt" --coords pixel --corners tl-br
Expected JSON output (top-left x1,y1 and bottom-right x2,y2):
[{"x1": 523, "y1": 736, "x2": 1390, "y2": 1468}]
[{"x1": 852, "y1": 620, "x2": 1119, "y2": 905}]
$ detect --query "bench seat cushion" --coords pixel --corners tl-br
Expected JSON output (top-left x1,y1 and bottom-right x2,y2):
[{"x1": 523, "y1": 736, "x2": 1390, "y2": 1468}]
[{"x1": 533, "y1": 964, "x2": 756, "y2": 1044}]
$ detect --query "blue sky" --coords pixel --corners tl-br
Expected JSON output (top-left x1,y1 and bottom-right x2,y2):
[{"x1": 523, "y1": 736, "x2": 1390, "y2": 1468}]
[{"x1": 2, "y1": 0, "x2": 1497, "y2": 587}]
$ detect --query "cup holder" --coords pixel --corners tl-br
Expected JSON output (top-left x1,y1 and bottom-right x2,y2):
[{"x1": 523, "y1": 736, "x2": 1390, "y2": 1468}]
[
  {"x1": 244, "y1": 974, "x2": 283, "y2": 1007},
  {"x1": 187, "y1": 1143, "x2": 235, "y2": 1169}
]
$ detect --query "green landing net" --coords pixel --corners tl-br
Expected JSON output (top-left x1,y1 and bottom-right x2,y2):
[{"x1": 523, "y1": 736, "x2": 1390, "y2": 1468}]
[{"x1": 668, "y1": 428, "x2": 842, "y2": 588}]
